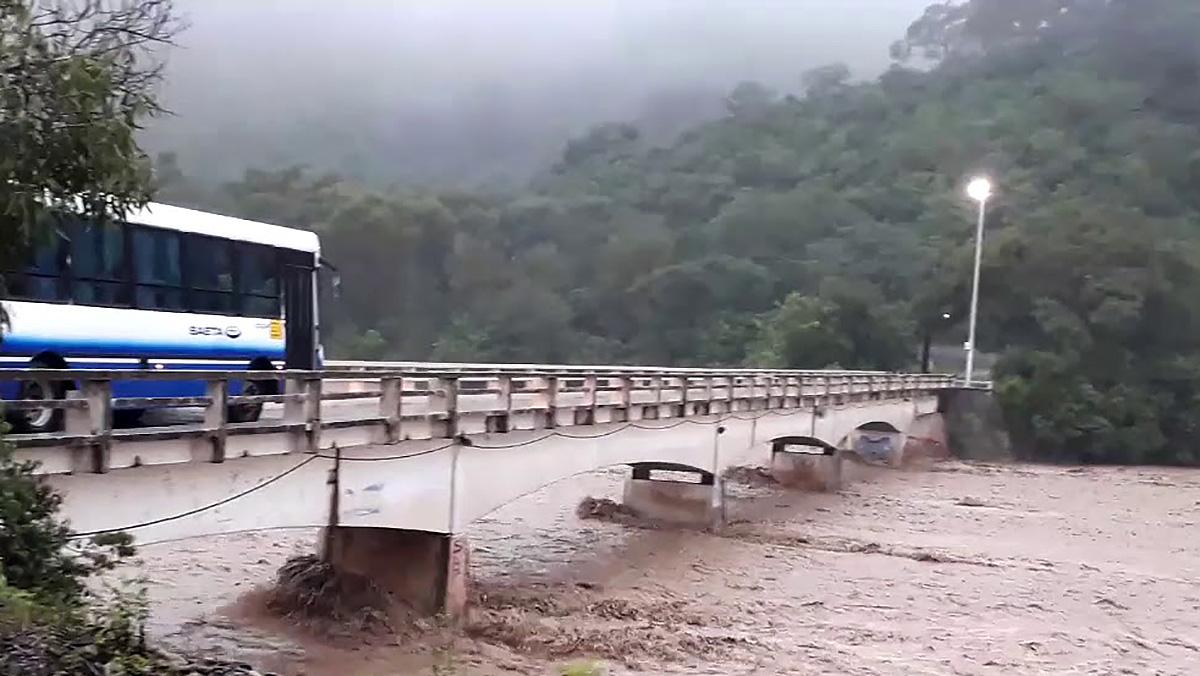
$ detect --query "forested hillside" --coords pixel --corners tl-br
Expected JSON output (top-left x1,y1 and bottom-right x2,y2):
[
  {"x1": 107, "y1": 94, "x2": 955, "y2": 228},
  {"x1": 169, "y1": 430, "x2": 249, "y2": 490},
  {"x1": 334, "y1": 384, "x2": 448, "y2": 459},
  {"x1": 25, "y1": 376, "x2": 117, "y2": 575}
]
[{"x1": 158, "y1": 0, "x2": 1200, "y2": 465}]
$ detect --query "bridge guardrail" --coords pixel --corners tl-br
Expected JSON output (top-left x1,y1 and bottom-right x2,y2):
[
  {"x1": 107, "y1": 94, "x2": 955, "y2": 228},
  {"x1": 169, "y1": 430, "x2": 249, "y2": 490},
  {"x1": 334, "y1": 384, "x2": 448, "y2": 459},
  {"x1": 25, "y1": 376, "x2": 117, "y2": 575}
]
[{"x1": 0, "y1": 366, "x2": 957, "y2": 475}]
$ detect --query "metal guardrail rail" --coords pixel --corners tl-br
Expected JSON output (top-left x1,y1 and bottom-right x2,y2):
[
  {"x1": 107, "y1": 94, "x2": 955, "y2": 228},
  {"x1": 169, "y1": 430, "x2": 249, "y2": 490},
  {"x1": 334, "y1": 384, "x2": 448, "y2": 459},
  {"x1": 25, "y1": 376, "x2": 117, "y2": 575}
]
[
  {"x1": 325, "y1": 360, "x2": 904, "y2": 376},
  {"x1": 1, "y1": 365, "x2": 958, "y2": 475}
]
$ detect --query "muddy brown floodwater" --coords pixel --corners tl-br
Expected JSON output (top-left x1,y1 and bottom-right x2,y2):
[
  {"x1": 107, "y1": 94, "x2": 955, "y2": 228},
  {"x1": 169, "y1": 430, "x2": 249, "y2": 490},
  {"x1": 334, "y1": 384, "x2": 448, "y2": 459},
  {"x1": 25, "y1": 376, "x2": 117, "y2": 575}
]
[{"x1": 111, "y1": 459, "x2": 1200, "y2": 675}]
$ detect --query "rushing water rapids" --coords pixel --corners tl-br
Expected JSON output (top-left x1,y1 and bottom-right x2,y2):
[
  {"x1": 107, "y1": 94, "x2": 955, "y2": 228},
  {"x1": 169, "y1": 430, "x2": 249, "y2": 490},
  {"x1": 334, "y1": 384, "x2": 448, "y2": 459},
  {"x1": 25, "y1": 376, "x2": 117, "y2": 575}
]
[{"x1": 110, "y1": 459, "x2": 1200, "y2": 674}]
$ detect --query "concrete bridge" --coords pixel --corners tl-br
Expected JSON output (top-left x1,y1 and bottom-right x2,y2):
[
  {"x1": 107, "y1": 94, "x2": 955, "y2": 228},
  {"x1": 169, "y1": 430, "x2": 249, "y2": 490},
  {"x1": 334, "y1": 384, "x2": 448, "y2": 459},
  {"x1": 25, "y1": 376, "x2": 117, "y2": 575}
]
[{"x1": 6, "y1": 363, "x2": 958, "y2": 615}]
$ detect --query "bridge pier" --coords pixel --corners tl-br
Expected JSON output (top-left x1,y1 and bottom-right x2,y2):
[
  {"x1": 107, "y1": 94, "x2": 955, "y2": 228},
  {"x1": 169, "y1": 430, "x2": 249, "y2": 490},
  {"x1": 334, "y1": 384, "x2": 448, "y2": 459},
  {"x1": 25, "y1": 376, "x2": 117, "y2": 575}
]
[
  {"x1": 321, "y1": 526, "x2": 471, "y2": 618},
  {"x1": 848, "y1": 427, "x2": 907, "y2": 466},
  {"x1": 770, "y1": 439, "x2": 842, "y2": 492},
  {"x1": 622, "y1": 464, "x2": 724, "y2": 528}
]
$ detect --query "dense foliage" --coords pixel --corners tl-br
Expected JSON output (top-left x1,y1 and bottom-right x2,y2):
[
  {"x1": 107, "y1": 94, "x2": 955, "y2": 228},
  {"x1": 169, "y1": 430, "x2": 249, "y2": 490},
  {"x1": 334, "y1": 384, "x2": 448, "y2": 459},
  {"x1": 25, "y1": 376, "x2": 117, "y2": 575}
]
[
  {"x1": 0, "y1": 438, "x2": 135, "y2": 603},
  {"x1": 158, "y1": 0, "x2": 1200, "y2": 465},
  {"x1": 0, "y1": 0, "x2": 176, "y2": 272}
]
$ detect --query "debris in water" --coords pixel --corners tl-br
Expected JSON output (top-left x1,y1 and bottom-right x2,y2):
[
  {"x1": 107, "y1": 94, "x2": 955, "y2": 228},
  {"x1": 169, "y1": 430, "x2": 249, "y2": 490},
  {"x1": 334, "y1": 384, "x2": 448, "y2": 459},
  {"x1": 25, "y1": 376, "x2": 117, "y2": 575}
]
[
  {"x1": 722, "y1": 465, "x2": 779, "y2": 487},
  {"x1": 259, "y1": 554, "x2": 398, "y2": 638},
  {"x1": 575, "y1": 497, "x2": 639, "y2": 523}
]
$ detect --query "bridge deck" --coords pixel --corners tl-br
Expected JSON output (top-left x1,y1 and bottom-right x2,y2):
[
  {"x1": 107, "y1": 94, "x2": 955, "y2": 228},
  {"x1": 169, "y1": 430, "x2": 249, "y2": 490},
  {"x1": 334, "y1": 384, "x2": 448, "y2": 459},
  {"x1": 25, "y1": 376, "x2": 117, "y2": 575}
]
[{"x1": 2, "y1": 364, "x2": 956, "y2": 544}]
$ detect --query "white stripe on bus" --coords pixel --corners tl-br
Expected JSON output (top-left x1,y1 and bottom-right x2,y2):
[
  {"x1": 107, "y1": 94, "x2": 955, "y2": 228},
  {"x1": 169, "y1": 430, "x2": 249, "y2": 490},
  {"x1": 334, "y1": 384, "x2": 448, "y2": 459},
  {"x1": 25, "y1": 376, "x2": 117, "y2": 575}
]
[
  {"x1": 0, "y1": 357, "x2": 267, "y2": 366},
  {"x1": 0, "y1": 356, "x2": 143, "y2": 365}
]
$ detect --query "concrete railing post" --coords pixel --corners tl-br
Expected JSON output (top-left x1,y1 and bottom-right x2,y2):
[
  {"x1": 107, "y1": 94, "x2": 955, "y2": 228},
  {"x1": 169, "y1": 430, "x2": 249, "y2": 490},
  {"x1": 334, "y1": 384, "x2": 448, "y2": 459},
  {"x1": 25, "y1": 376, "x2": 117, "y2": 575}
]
[
  {"x1": 651, "y1": 374, "x2": 663, "y2": 419},
  {"x1": 543, "y1": 376, "x2": 559, "y2": 428},
  {"x1": 492, "y1": 374, "x2": 513, "y2": 432},
  {"x1": 584, "y1": 374, "x2": 598, "y2": 424},
  {"x1": 303, "y1": 375, "x2": 323, "y2": 452},
  {"x1": 379, "y1": 375, "x2": 403, "y2": 443},
  {"x1": 679, "y1": 375, "x2": 690, "y2": 416},
  {"x1": 498, "y1": 375, "x2": 513, "y2": 415},
  {"x1": 68, "y1": 377, "x2": 112, "y2": 473},
  {"x1": 283, "y1": 374, "x2": 303, "y2": 425},
  {"x1": 88, "y1": 378, "x2": 113, "y2": 472},
  {"x1": 64, "y1": 380, "x2": 90, "y2": 437},
  {"x1": 433, "y1": 377, "x2": 458, "y2": 438},
  {"x1": 619, "y1": 375, "x2": 633, "y2": 421},
  {"x1": 205, "y1": 379, "x2": 228, "y2": 462},
  {"x1": 91, "y1": 378, "x2": 112, "y2": 472},
  {"x1": 285, "y1": 375, "x2": 322, "y2": 453}
]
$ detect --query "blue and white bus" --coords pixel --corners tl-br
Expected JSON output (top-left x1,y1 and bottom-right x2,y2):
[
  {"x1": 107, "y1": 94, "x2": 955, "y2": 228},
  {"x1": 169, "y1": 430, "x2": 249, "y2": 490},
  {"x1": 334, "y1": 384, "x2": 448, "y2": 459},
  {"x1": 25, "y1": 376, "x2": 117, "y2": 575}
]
[{"x1": 1, "y1": 202, "x2": 323, "y2": 432}]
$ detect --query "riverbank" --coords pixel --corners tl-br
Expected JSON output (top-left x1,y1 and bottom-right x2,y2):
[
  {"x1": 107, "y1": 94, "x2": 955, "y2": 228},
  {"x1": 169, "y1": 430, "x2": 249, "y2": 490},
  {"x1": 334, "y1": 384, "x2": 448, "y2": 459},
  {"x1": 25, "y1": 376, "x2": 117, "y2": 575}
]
[{"x1": 112, "y1": 460, "x2": 1200, "y2": 674}]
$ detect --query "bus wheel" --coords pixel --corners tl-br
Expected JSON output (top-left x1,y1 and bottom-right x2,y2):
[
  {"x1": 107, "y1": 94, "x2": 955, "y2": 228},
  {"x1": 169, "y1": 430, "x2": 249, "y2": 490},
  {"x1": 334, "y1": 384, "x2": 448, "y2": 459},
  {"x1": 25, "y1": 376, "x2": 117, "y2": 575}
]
[
  {"x1": 13, "y1": 361, "x2": 65, "y2": 434},
  {"x1": 228, "y1": 380, "x2": 265, "y2": 424}
]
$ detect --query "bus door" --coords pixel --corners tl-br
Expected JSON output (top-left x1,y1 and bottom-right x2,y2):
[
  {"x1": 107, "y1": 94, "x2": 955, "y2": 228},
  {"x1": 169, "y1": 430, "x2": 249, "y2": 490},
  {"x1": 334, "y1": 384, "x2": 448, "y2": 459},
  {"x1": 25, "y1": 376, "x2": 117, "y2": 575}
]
[{"x1": 282, "y1": 252, "x2": 317, "y2": 370}]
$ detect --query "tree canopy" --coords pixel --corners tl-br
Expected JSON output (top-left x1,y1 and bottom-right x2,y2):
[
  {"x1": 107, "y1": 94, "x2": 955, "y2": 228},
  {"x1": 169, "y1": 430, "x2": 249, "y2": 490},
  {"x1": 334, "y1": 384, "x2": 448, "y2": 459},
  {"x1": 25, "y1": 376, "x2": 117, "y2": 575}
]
[{"x1": 0, "y1": 0, "x2": 175, "y2": 271}]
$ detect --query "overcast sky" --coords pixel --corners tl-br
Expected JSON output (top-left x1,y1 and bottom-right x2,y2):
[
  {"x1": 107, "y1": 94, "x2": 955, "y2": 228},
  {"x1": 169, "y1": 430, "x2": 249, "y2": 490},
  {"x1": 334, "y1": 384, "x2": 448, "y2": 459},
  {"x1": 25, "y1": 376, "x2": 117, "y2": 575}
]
[{"x1": 147, "y1": 0, "x2": 935, "y2": 185}]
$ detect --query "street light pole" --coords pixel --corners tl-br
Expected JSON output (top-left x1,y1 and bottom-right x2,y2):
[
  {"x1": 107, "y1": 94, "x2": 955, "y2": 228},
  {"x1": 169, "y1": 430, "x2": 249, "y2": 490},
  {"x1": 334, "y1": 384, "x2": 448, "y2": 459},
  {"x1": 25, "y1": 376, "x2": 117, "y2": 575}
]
[{"x1": 964, "y1": 177, "x2": 992, "y2": 385}]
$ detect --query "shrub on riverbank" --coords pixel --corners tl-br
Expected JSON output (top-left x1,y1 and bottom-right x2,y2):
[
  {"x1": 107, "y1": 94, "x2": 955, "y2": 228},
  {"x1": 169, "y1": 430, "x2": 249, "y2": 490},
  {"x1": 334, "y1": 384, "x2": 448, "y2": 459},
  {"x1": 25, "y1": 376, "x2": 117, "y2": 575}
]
[
  {"x1": 0, "y1": 576, "x2": 154, "y2": 675},
  {"x1": 0, "y1": 437, "x2": 137, "y2": 604},
  {"x1": 0, "y1": 435, "x2": 277, "y2": 675},
  {"x1": 1, "y1": 579, "x2": 275, "y2": 674},
  {"x1": 0, "y1": 429, "x2": 152, "y2": 674}
]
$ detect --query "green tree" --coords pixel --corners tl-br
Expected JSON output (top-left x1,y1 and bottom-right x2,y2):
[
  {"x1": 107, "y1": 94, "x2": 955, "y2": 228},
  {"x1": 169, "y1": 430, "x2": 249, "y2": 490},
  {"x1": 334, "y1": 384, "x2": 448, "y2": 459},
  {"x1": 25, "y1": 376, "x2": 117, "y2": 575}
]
[
  {"x1": 986, "y1": 201, "x2": 1200, "y2": 464},
  {"x1": 0, "y1": 0, "x2": 178, "y2": 276},
  {"x1": 753, "y1": 286, "x2": 914, "y2": 371}
]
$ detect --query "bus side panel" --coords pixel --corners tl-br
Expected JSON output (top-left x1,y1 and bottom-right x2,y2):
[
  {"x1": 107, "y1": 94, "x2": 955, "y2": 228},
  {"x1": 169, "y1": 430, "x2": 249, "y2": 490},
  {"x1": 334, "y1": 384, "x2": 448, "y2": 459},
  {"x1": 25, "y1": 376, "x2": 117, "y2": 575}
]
[
  {"x1": 1, "y1": 302, "x2": 285, "y2": 361},
  {"x1": 2, "y1": 302, "x2": 284, "y2": 404}
]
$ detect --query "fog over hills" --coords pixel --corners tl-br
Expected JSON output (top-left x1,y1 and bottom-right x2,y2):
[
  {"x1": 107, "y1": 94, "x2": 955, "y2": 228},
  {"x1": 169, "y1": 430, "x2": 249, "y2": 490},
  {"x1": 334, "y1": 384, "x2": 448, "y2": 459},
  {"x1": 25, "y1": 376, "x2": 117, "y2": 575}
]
[{"x1": 146, "y1": 0, "x2": 933, "y2": 186}]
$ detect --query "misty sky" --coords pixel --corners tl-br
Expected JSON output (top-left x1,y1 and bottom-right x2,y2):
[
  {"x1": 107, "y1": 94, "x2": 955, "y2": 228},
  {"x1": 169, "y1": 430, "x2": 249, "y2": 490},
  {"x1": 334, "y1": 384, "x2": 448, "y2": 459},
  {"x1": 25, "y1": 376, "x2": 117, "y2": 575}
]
[{"x1": 148, "y1": 0, "x2": 935, "y2": 185}]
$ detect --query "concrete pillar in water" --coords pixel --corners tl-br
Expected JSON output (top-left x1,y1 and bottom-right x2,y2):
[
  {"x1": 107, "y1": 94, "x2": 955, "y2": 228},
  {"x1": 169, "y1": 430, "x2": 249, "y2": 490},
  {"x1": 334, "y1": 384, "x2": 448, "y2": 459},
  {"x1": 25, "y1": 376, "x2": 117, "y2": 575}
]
[
  {"x1": 322, "y1": 526, "x2": 470, "y2": 617},
  {"x1": 770, "y1": 449, "x2": 842, "y2": 492},
  {"x1": 901, "y1": 412, "x2": 951, "y2": 465},
  {"x1": 622, "y1": 464, "x2": 724, "y2": 528},
  {"x1": 850, "y1": 429, "x2": 907, "y2": 466}
]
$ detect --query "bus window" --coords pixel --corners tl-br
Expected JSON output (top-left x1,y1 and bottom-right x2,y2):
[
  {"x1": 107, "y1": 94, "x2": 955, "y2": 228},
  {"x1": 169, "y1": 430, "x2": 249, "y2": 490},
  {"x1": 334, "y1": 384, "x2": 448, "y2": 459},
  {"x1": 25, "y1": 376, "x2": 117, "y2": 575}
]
[
  {"x1": 132, "y1": 226, "x2": 184, "y2": 311},
  {"x1": 239, "y1": 244, "x2": 281, "y2": 318},
  {"x1": 185, "y1": 235, "x2": 235, "y2": 315},
  {"x1": 4, "y1": 233, "x2": 65, "y2": 302},
  {"x1": 69, "y1": 220, "x2": 129, "y2": 306}
]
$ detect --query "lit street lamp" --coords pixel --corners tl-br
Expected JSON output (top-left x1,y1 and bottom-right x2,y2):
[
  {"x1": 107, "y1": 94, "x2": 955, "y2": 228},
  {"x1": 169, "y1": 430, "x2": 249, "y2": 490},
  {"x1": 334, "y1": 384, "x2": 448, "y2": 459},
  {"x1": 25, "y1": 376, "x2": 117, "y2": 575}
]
[{"x1": 963, "y1": 177, "x2": 993, "y2": 385}]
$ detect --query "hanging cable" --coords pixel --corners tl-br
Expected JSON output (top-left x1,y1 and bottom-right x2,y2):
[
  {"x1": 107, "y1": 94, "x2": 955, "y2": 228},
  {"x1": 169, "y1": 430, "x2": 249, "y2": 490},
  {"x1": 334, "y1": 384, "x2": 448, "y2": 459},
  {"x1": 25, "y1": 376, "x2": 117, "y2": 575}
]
[{"x1": 71, "y1": 454, "x2": 323, "y2": 539}]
